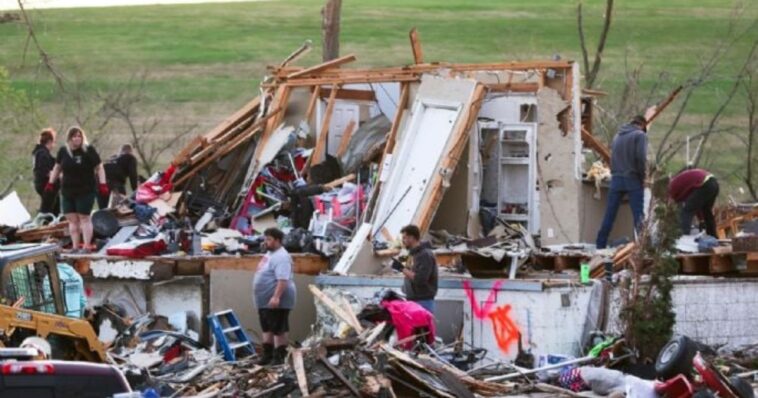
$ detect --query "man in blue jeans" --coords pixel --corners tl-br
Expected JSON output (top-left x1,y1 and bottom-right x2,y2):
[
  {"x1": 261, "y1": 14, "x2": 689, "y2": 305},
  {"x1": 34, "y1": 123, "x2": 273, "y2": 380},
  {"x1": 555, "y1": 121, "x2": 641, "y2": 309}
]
[{"x1": 596, "y1": 108, "x2": 655, "y2": 249}]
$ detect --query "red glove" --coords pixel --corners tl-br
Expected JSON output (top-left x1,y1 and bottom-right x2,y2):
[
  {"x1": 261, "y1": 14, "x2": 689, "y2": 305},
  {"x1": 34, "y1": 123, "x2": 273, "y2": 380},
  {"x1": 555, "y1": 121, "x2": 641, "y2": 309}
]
[
  {"x1": 98, "y1": 183, "x2": 110, "y2": 197},
  {"x1": 44, "y1": 182, "x2": 55, "y2": 193}
]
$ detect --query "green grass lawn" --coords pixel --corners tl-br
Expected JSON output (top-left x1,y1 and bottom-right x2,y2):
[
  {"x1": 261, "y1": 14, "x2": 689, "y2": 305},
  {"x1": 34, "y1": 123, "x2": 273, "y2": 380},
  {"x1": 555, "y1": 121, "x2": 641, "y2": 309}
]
[{"x1": 0, "y1": 0, "x2": 756, "y2": 206}]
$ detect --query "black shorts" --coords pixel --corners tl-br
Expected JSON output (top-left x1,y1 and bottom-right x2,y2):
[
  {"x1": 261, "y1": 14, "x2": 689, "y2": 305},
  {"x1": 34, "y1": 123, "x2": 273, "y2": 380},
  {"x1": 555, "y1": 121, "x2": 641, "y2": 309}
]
[
  {"x1": 61, "y1": 192, "x2": 96, "y2": 215},
  {"x1": 258, "y1": 308, "x2": 290, "y2": 334}
]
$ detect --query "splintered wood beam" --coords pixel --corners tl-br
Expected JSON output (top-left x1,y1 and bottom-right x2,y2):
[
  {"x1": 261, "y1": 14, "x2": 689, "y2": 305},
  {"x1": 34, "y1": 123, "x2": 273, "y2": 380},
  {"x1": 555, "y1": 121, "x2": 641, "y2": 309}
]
[
  {"x1": 409, "y1": 27, "x2": 424, "y2": 64},
  {"x1": 335, "y1": 120, "x2": 356, "y2": 158},
  {"x1": 286, "y1": 54, "x2": 356, "y2": 79},
  {"x1": 581, "y1": 127, "x2": 611, "y2": 164},
  {"x1": 171, "y1": 136, "x2": 203, "y2": 166},
  {"x1": 305, "y1": 85, "x2": 320, "y2": 124},
  {"x1": 318, "y1": 87, "x2": 376, "y2": 102},
  {"x1": 202, "y1": 95, "x2": 262, "y2": 141},
  {"x1": 308, "y1": 285, "x2": 364, "y2": 333},
  {"x1": 173, "y1": 107, "x2": 282, "y2": 186},
  {"x1": 311, "y1": 84, "x2": 339, "y2": 165},
  {"x1": 382, "y1": 83, "x2": 410, "y2": 163},
  {"x1": 292, "y1": 349, "x2": 309, "y2": 396}
]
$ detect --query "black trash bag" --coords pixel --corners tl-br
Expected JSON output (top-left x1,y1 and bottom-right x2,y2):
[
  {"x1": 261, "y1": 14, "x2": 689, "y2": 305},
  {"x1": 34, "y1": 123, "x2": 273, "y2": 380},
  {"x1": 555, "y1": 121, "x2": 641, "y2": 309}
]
[
  {"x1": 283, "y1": 228, "x2": 314, "y2": 253},
  {"x1": 92, "y1": 209, "x2": 120, "y2": 238}
]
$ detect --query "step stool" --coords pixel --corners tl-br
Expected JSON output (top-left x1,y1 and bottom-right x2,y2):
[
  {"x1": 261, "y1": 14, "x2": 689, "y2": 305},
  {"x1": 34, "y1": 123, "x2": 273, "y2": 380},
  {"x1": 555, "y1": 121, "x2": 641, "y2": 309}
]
[{"x1": 207, "y1": 309, "x2": 255, "y2": 361}]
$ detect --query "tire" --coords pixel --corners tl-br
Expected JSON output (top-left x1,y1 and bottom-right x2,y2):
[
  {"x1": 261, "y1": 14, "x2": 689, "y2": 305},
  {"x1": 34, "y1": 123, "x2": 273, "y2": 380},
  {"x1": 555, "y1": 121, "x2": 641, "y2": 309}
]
[
  {"x1": 729, "y1": 376, "x2": 755, "y2": 398},
  {"x1": 655, "y1": 335, "x2": 698, "y2": 380}
]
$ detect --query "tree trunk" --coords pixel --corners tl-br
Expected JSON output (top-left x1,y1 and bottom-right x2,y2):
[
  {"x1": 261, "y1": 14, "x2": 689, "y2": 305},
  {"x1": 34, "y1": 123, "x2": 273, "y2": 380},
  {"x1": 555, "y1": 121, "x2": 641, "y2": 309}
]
[{"x1": 321, "y1": 0, "x2": 342, "y2": 62}]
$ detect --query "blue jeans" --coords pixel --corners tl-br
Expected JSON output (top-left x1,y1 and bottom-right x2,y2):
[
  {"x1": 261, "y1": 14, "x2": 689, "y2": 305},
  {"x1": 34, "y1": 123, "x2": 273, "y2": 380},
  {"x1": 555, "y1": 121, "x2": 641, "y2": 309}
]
[
  {"x1": 414, "y1": 299, "x2": 435, "y2": 315},
  {"x1": 596, "y1": 176, "x2": 644, "y2": 249}
]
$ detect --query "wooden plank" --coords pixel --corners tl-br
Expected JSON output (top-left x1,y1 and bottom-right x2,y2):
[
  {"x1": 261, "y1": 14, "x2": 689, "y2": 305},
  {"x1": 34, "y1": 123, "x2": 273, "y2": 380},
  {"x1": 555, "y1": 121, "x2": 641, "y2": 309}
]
[
  {"x1": 581, "y1": 127, "x2": 611, "y2": 164},
  {"x1": 417, "y1": 84, "x2": 487, "y2": 233},
  {"x1": 409, "y1": 27, "x2": 424, "y2": 64},
  {"x1": 292, "y1": 349, "x2": 309, "y2": 396},
  {"x1": 311, "y1": 84, "x2": 339, "y2": 165},
  {"x1": 362, "y1": 82, "x2": 410, "y2": 223},
  {"x1": 680, "y1": 255, "x2": 710, "y2": 274},
  {"x1": 273, "y1": 74, "x2": 419, "y2": 87},
  {"x1": 309, "y1": 285, "x2": 364, "y2": 333},
  {"x1": 486, "y1": 82, "x2": 540, "y2": 93},
  {"x1": 171, "y1": 136, "x2": 203, "y2": 166},
  {"x1": 173, "y1": 107, "x2": 282, "y2": 187},
  {"x1": 204, "y1": 254, "x2": 328, "y2": 275},
  {"x1": 335, "y1": 120, "x2": 356, "y2": 158},
  {"x1": 710, "y1": 254, "x2": 735, "y2": 274},
  {"x1": 202, "y1": 96, "x2": 262, "y2": 141},
  {"x1": 318, "y1": 87, "x2": 376, "y2": 102},
  {"x1": 377, "y1": 83, "x2": 410, "y2": 177},
  {"x1": 305, "y1": 85, "x2": 320, "y2": 124},
  {"x1": 286, "y1": 54, "x2": 356, "y2": 79}
]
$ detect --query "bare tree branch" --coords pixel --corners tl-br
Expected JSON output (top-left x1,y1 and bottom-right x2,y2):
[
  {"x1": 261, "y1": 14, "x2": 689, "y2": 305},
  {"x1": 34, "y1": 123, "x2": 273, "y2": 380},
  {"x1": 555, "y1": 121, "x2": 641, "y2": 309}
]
[
  {"x1": 15, "y1": 0, "x2": 66, "y2": 93},
  {"x1": 586, "y1": 0, "x2": 614, "y2": 88},
  {"x1": 577, "y1": 2, "x2": 591, "y2": 80},
  {"x1": 692, "y1": 40, "x2": 758, "y2": 166}
]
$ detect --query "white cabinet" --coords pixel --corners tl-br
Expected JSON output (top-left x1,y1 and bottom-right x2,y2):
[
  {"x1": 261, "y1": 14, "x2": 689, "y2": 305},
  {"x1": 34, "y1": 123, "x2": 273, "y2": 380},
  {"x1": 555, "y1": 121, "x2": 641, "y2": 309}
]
[{"x1": 481, "y1": 121, "x2": 539, "y2": 234}]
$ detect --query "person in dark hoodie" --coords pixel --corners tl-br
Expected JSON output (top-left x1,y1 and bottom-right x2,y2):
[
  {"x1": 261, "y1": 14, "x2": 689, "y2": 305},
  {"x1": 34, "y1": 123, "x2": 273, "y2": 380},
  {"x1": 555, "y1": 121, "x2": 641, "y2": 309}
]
[
  {"x1": 392, "y1": 224, "x2": 438, "y2": 314},
  {"x1": 32, "y1": 128, "x2": 59, "y2": 215},
  {"x1": 99, "y1": 144, "x2": 139, "y2": 209},
  {"x1": 596, "y1": 107, "x2": 656, "y2": 249}
]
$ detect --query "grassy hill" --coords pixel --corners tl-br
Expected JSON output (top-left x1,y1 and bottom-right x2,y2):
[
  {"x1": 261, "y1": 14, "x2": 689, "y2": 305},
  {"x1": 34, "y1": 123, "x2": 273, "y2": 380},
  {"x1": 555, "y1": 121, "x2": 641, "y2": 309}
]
[{"x1": 0, "y1": 0, "x2": 756, "y2": 208}]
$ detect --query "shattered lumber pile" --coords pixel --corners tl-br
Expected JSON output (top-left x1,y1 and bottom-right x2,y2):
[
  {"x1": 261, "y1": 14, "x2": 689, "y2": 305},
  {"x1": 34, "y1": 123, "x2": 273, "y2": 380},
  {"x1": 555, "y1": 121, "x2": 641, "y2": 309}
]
[{"x1": 109, "y1": 286, "x2": 517, "y2": 397}]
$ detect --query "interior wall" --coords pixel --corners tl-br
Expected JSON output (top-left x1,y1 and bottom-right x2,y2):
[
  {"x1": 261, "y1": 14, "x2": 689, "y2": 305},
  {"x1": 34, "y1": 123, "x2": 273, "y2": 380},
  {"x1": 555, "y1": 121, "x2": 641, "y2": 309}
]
[
  {"x1": 430, "y1": 140, "x2": 470, "y2": 236},
  {"x1": 537, "y1": 87, "x2": 583, "y2": 245}
]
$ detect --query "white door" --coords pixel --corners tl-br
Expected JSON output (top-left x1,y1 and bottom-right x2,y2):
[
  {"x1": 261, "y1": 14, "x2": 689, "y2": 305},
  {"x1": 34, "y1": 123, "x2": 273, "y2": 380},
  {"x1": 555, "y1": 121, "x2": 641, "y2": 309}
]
[{"x1": 327, "y1": 101, "x2": 360, "y2": 156}]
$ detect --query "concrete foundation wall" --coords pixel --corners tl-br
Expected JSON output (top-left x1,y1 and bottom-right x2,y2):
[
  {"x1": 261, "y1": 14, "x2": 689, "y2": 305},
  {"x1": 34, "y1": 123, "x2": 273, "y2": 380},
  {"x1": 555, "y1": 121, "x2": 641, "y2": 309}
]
[
  {"x1": 608, "y1": 277, "x2": 758, "y2": 347},
  {"x1": 315, "y1": 275, "x2": 595, "y2": 363}
]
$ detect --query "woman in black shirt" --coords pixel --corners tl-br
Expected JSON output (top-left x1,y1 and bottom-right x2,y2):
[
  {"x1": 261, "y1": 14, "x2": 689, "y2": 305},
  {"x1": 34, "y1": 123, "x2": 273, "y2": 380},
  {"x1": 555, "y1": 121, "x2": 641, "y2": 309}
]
[
  {"x1": 46, "y1": 126, "x2": 109, "y2": 252},
  {"x1": 32, "y1": 128, "x2": 59, "y2": 215}
]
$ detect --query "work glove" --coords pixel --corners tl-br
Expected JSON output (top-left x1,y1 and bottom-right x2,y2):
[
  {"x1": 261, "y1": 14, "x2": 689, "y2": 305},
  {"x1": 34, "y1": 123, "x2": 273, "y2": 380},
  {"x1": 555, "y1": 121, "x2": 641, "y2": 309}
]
[
  {"x1": 391, "y1": 258, "x2": 404, "y2": 272},
  {"x1": 98, "y1": 183, "x2": 110, "y2": 197},
  {"x1": 44, "y1": 182, "x2": 55, "y2": 193}
]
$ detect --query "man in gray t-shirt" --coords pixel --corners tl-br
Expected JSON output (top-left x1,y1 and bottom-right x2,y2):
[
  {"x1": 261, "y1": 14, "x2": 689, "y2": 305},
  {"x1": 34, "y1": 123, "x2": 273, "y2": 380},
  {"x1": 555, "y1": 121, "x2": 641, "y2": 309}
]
[{"x1": 253, "y1": 227, "x2": 296, "y2": 366}]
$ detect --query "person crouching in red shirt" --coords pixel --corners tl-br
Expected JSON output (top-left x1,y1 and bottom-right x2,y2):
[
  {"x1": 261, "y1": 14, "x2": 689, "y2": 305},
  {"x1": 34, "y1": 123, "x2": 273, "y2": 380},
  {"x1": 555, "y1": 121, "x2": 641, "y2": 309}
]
[{"x1": 668, "y1": 168, "x2": 719, "y2": 236}]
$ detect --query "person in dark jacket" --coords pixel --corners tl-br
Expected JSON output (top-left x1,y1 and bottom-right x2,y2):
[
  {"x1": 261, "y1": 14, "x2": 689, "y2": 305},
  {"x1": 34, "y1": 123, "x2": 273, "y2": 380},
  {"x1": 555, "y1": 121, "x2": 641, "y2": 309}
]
[
  {"x1": 393, "y1": 224, "x2": 438, "y2": 314},
  {"x1": 99, "y1": 144, "x2": 139, "y2": 209},
  {"x1": 668, "y1": 168, "x2": 719, "y2": 236},
  {"x1": 32, "y1": 128, "x2": 59, "y2": 215},
  {"x1": 596, "y1": 107, "x2": 656, "y2": 249},
  {"x1": 46, "y1": 126, "x2": 108, "y2": 252}
]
